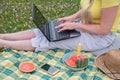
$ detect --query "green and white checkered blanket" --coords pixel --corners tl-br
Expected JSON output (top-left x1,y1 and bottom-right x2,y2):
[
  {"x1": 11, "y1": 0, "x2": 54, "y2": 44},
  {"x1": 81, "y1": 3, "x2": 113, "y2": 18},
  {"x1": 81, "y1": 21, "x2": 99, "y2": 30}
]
[{"x1": 0, "y1": 48, "x2": 114, "y2": 80}]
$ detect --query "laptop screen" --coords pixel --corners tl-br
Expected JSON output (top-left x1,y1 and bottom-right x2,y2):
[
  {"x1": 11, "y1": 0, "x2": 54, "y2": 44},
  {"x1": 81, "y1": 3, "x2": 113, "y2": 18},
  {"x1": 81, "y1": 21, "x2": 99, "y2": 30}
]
[{"x1": 32, "y1": 3, "x2": 48, "y2": 27}]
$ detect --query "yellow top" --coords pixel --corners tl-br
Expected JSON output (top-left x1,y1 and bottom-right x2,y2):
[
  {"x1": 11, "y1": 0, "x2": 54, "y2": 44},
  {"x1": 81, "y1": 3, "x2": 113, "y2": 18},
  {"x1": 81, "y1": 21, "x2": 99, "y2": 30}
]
[{"x1": 80, "y1": 0, "x2": 120, "y2": 32}]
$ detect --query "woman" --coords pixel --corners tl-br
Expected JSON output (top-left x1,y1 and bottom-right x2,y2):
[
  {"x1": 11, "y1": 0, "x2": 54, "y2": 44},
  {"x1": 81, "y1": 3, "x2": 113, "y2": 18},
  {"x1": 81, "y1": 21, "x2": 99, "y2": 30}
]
[{"x1": 0, "y1": 0, "x2": 120, "y2": 56}]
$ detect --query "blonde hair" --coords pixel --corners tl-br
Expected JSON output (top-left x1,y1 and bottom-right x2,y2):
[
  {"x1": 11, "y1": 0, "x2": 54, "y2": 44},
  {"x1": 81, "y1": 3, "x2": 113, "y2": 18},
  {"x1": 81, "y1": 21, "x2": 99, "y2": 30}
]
[{"x1": 81, "y1": 0, "x2": 94, "y2": 24}]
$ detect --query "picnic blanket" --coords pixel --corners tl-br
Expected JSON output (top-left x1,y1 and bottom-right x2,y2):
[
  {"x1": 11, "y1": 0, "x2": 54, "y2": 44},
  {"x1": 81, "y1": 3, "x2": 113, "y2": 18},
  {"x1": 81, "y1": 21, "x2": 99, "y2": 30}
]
[{"x1": 0, "y1": 48, "x2": 114, "y2": 80}]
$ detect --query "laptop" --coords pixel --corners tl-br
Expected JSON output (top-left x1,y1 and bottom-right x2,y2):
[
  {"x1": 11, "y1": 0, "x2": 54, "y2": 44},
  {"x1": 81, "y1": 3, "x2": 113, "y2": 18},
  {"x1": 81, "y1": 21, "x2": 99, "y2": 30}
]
[{"x1": 32, "y1": 3, "x2": 81, "y2": 42}]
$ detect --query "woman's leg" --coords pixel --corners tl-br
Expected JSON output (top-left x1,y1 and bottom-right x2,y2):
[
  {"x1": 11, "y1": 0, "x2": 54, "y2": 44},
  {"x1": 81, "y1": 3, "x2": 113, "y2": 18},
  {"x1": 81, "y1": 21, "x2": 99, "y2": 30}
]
[
  {"x1": 0, "y1": 30, "x2": 36, "y2": 41},
  {"x1": 0, "y1": 39, "x2": 35, "y2": 51}
]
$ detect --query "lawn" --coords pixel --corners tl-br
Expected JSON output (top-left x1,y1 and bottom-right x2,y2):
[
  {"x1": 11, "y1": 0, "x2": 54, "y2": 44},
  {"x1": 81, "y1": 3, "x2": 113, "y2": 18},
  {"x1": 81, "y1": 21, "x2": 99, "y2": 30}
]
[{"x1": 0, "y1": 0, "x2": 80, "y2": 33}]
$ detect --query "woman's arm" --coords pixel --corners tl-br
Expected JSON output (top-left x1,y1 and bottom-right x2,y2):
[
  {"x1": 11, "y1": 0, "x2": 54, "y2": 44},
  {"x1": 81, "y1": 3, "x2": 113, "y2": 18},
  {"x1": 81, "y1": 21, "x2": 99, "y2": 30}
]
[
  {"x1": 57, "y1": 6, "x2": 118, "y2": 35},
  {"x1": 70, "y1": 9, "x2": 84, "y2": 19},
  {"x1": 57, "y1": 9, "x2": 83, "y2": 22},
  {"x1": 76, "y1": 6, "x2": 118, "y2": 35}
]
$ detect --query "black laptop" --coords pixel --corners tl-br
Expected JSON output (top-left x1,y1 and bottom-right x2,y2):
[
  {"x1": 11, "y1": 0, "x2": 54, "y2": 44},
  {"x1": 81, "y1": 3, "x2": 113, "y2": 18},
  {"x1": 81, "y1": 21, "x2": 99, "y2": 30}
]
[{"x1": 32, "y1": 3, "x2": 81, "y2": 42}]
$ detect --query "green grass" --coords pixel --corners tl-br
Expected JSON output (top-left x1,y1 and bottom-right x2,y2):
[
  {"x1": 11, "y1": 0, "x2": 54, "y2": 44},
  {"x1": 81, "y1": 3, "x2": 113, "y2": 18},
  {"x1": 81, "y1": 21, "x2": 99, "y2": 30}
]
[{"x1": 0, "y1": 0, "x2": 80, "y2": 33}]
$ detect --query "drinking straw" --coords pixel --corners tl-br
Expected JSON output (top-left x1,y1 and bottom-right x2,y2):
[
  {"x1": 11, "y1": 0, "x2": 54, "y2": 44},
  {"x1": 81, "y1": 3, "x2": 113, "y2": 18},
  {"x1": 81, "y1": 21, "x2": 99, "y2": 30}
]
[{"x1": 77, "y1": 43, "x2": 82, "y2": 55}]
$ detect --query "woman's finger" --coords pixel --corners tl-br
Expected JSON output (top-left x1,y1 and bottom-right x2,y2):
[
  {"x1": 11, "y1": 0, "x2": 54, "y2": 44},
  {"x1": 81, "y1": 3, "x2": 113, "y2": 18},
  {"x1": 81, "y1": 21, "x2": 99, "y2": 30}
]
[
  {"x1": 55, "y1": 23, "x2": 65, "y2": 29},
  {"x1": 59, "y1": 27, "x2": 67, "y2": 32},
  {"x1": 57, "y1": 18, "x2": 64, "y2": 21}
]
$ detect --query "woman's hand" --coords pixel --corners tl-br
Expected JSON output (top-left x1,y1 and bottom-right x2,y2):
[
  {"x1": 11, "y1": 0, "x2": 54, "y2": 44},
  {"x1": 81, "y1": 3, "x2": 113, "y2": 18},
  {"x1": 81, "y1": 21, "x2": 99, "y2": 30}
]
[
  {"x1": 57, "y1": 15, "x2": 76, "y2": 23},
  {"x1": 56, "y1": 22, "x2": 77, "y2": 32}
]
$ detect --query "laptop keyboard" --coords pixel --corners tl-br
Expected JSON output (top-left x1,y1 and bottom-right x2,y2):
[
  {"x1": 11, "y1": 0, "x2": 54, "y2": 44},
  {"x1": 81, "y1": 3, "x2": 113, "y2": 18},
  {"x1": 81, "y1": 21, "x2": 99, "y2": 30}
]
[
  {"x1": 41, "y1": 20, "x2": 70, "y2": 41},
  {"x1": 53, "y1": 20, "x2": 70, "y2": 40},
  {"x1": 56, "y1": 30, "x2": 70, "y2": 40},
  {"x1": 41, "y1": 23, "x2": 50, "y2": 39}
]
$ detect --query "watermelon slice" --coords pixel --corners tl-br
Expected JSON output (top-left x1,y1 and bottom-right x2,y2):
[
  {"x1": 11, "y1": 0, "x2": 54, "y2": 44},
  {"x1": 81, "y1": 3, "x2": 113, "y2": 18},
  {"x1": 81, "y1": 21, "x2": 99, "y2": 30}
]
[
  {"x1": 19, "y1": 62, "x2": 35, "y2": 72},
  {"x1": 70, "y1": 54, "x2": 78, "y2": 62},
  {"x1": 65, "y1": 59, "x2": 76, "y2": 67},
  {"x1": 76, "y1": 58, "x2": 88, "y2": 68},
  {"x1": 70, "y1": 54, "x2": 86, "y2": 62},
  {"x1": 65, "y1": 54, "x2": 86, "y2": 68},
  {"x1": 77, "y1": 55, "x2": 86, "y2": 59}
]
